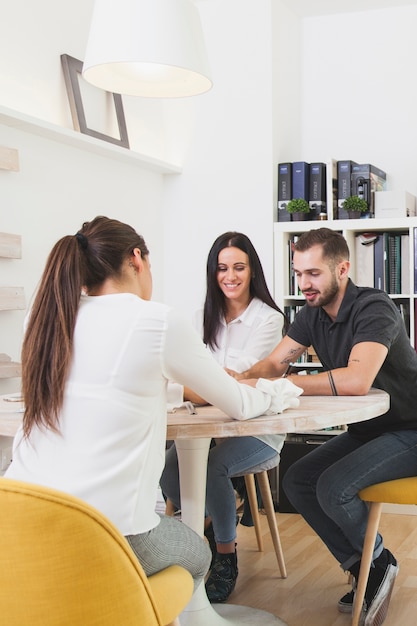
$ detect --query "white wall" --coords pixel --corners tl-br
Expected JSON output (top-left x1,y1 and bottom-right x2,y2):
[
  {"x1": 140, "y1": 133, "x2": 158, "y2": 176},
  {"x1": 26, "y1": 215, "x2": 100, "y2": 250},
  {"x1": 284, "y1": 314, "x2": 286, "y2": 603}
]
[
  {"x1": 300, "y1": 5, "x2": 417, "y2": 196},
  {"x1": 162, "y1": 0, "x2": 277, "y2": 316}
]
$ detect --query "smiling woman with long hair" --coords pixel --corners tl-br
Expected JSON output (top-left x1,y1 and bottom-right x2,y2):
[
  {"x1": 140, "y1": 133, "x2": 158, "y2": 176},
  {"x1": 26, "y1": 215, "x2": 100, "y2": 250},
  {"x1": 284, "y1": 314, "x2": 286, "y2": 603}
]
[{"x1": 161, "y1": 231, "x2": 288, "y2": 603}]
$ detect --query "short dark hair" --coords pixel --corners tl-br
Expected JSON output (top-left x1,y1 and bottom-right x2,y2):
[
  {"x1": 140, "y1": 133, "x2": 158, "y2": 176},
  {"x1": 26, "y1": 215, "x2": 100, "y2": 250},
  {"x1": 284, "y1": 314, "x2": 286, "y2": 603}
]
[{"x1": 294, "y1": 228, "x2": 350, "y2": 266}]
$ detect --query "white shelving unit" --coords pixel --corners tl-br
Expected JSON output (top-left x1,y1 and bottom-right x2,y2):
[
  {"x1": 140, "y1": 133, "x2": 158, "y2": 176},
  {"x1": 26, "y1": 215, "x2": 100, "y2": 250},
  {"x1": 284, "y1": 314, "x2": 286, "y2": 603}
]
[{"x1": 274, "y1": 216, "x2": 417, "y2": 348}]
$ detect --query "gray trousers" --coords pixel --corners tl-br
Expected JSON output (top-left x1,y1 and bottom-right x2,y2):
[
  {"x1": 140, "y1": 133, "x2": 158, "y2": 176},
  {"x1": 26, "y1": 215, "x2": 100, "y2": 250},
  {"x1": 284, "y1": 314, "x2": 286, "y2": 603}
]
[{"x1": 126, "y1": 514, "x2": 211, "y2": 591}]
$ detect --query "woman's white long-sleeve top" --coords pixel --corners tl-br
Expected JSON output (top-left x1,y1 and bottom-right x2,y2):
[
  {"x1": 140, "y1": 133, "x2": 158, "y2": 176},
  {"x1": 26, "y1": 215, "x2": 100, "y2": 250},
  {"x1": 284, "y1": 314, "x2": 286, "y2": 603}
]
[
  {"x1": 6, "y1": 294, "x2": 280, "y2": 535},
  {"x1": 193, "y1": 297, "x2": 284, "y2": 451}
]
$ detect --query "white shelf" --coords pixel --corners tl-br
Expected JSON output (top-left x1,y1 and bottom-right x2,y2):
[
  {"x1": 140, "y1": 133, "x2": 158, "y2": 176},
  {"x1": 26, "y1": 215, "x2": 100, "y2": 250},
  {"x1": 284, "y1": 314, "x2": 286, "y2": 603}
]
[
  {"x1": 0, "y1": 354, "x2": 21, "y2": 379},
  {"x1": 0, "y1": 105, "x2": 182, "y2": 175},
  {"x1": 274, "y1": 215, "x2": 417, "y2": 232},
  {"x1": 0, "y1": 287, "x2": 25, "y2": 311},
  {"x1": 0, "y1": 233, "x2": 21, "y2": 259},
  {"x1": 0, "y1": 145, "x2": 19, "y2": 171}
]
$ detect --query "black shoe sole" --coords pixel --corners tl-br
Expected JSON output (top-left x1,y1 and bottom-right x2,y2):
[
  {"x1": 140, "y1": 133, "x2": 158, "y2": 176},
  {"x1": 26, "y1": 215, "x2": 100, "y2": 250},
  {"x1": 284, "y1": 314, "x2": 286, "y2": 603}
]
[
  {"x1": 338, "y1": 590, "x2": 354, "y2": 614},
  {"x1": 358, "y1": 563, "x2": 399, "y2": 626}
]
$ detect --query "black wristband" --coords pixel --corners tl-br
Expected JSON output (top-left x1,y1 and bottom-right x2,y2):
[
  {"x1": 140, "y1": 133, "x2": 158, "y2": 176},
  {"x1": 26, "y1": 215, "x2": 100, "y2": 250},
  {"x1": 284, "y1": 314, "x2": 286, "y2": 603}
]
[{"x1": 328, "y1": 370, "x2": 338, "y2": 396}]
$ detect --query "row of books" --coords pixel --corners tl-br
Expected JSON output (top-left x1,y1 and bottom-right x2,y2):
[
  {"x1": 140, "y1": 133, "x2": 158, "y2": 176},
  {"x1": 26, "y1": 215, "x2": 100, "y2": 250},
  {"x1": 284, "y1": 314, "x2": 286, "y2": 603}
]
[
  {"x1": 277, "y1": 160, "x2": 387, "y2": 222},
  {"x1": 414, "y1": 300, "x2": 417, "y2": 350},
  {"x1": 284, "y1": 304, "x2": 304, "y2": 323},
  {"x1": 338, "y1": 161, "x2": 386, "y2": 219},
  {"x1": 355, "y1": 231, "x2": 409, "y2": 294},
  {"x1": 398, "y1": 301, "x2": 411, "y2": 338},
  {"x1": 277, "y1": 161, "x2": 326, "y2": 222}
]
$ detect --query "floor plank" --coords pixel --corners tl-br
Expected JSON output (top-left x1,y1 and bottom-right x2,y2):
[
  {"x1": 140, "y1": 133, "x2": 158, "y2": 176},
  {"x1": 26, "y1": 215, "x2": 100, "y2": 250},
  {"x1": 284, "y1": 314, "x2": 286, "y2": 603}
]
[{"x1": 225, "y1": 509, "x2": 417, "y2": 625}]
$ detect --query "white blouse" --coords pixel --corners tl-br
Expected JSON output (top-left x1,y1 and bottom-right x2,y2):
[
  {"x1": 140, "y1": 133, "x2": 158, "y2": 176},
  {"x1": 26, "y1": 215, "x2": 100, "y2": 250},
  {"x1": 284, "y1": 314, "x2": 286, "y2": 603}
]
[
  {"x1": 6, "y1": 293, "x2": 281, "y2": 536},
  {"x1": 193, "y1": 297, "x2": 285, "y2": 451}
]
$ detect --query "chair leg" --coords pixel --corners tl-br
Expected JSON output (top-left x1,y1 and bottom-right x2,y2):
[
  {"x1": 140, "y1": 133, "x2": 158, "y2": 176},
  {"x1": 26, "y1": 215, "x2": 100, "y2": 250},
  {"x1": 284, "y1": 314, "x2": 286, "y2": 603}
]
[
  {"x1": 256, "y1": 471, "x2": 287, "y2": 579},
  {"x1": 351, "y1": 502, "x2": 383, "y2": 626},
  {"x1": 244, "y1": 474, "x2": 264, "y2": 551},
  {"x1": 165, "y1": 498, "x2": 176, "y2": 517}
]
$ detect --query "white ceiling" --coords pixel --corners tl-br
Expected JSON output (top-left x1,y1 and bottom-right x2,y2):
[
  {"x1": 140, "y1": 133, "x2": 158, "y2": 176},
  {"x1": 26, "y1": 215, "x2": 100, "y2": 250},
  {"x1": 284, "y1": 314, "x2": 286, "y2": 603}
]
[{"x1": 281, "y1": 0, "x2": 417, "y2": 17}]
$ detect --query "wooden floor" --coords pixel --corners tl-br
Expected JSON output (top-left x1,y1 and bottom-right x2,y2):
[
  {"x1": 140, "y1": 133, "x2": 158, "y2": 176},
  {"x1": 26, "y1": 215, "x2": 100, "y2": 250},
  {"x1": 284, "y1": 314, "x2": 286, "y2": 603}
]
[{"x1": 226, "y1": 509, "x2": 417, "y2": 626}]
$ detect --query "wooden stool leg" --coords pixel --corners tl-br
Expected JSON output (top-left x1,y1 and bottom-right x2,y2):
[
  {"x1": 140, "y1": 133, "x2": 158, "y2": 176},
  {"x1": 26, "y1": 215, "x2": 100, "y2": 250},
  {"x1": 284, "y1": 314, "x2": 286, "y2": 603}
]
[
  {"x1": 257, "y1": 470, "x2": 287, "y2": 579},
  {"x1": 351, "y1": 502, "x2": 383, "y2": 626},
  {"x1": 244, "y1": 474, "x2": 264, "y2": 551},
  {"x1": 165, "y1": 498, "x2": 176, "y2": 516}
]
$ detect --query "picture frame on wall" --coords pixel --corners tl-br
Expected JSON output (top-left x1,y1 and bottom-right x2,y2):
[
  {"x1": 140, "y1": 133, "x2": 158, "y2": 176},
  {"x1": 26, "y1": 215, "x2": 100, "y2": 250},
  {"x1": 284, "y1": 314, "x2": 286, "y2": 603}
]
[{"x1": 61, "y1": 54, "x2": 129, "y2": 149}]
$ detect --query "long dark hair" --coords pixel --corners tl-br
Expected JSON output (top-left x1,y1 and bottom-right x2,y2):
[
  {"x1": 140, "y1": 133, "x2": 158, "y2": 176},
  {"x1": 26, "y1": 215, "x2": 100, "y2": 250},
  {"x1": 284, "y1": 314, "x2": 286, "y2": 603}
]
[
  {"x1": 21, "y1": 216, "x2": 149, "y2": 437},
  {"x1": 203, "y1": 231, "x2": 288, "y2": 349}
]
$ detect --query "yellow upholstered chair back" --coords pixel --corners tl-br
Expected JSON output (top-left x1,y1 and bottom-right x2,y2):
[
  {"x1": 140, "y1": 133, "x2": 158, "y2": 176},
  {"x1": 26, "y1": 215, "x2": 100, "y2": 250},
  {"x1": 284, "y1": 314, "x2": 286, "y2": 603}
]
[{"x1": 0, "y1": 478, "x2": 193, "y2": 625}]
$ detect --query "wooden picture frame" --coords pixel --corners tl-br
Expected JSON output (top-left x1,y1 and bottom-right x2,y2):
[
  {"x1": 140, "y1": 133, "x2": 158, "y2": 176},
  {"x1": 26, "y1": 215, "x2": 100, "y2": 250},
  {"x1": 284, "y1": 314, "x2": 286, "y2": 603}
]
[{"x1": 61, "y1": 54, "x2": 129, "y2": 149}]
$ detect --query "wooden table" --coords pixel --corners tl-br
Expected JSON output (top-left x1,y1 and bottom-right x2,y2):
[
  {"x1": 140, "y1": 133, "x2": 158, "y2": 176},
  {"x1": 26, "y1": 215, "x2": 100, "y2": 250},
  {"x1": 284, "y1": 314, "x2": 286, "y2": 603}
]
[
  {"x1": 0, "y1": 389, "x2": 390, "y2": 626},
  {"x1": 165, "y1": 389, "x2": 389, "y2": 626}
]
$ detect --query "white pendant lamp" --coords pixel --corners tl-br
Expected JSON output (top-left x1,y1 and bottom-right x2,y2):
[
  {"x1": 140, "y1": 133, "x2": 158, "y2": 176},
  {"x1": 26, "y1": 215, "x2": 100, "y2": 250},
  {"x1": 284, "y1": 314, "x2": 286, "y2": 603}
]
[{"x1": 82, "y1": 0, "x2": 212, "y2": 98}]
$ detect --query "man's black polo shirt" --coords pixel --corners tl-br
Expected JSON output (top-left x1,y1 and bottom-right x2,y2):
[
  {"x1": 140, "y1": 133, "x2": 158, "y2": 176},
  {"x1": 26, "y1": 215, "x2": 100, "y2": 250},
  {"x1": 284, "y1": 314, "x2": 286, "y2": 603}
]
[{"x1": 287, "y1": 279, "x2": 417, "y2": 440}]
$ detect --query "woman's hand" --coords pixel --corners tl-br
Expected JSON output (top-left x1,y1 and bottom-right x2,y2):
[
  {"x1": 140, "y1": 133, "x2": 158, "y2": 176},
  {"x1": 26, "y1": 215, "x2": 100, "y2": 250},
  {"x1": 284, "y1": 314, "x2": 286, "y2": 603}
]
[{"x1": 224, "y1": 367, "x2": 244, "y2": 380}]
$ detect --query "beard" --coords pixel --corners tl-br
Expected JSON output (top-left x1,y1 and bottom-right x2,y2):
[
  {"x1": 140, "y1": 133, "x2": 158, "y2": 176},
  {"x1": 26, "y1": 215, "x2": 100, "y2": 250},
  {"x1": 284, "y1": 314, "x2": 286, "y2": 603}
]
[{"x1": 304, "y1": 273, "x2": 339, "y2": 308}]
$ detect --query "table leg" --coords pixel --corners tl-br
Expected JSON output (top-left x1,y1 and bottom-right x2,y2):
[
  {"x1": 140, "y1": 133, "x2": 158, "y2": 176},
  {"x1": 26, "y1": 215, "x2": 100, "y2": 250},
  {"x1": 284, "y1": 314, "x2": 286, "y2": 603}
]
[{"x1": 175, "y1": 438, "x2": 287, "y2": 626}]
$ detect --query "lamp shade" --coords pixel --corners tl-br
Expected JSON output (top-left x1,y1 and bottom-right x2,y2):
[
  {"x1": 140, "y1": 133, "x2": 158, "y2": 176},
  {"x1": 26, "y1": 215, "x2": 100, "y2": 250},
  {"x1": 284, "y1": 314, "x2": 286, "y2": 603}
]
[{"x1": 82, "y1": 0, "x2": 212, "y2": 98}]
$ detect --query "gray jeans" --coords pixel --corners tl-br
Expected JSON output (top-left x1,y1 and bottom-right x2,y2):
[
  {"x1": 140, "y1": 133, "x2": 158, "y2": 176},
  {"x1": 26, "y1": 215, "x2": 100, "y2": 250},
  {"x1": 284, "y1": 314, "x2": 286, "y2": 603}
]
[{"x1": 126, "y1": 514, "x2": 211, "y2": 591}]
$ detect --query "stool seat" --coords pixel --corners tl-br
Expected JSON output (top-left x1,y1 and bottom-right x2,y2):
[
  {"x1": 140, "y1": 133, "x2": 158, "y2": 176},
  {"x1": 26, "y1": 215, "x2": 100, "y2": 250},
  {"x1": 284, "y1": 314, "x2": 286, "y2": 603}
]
[
  {"x1": 352, "y1": 476, "x2": 417, "y2": 626},
  {"x1": 359, "y1": 476, "x2": 417, "y2": 504},
  {"x1": 232, "y1": 453, "x2": 280, "y2": 476}
]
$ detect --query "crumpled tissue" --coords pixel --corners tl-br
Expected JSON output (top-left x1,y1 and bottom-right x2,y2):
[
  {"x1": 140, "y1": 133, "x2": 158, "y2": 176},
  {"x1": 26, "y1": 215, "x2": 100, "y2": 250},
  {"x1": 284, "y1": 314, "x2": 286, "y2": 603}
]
[{"x1": 256, "y1": 377, "x2": 303, "y2": 414}]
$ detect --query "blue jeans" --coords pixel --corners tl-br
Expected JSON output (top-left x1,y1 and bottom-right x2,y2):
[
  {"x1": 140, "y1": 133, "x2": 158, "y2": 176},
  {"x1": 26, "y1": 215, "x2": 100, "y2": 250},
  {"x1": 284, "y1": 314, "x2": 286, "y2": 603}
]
[
  {"x1": 160, "y1": 436, "x2": 281, "y2": 545},
  {"x1": 283, "y1": 429, "x2": 417, "y2": 571}
]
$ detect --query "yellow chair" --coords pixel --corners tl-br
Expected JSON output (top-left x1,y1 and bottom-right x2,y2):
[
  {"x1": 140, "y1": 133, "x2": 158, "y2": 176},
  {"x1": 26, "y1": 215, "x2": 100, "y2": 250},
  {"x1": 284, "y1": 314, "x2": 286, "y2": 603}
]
[
  {"x1": 352, "y1": 477, "x2": 417, "y2": 626},
  {"x1": 0, "y1": 477, "x2": 193, "y2": 626}
]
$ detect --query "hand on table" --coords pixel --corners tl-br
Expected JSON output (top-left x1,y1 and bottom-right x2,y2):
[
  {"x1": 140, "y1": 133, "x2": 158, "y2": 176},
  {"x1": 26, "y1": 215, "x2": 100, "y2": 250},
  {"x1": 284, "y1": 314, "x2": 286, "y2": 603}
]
[{"x1": 256, "y1": 377, "x2": 303, "y2": 414}]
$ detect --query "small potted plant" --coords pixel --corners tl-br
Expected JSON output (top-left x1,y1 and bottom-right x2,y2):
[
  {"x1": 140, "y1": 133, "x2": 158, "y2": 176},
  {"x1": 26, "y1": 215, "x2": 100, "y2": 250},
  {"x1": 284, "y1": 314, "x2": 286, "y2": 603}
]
[
  {"x1": 342, "y1": 195, "x2": 368, "y2": 219},
  {"x1": 286, "y1": 198, "x2": 310, "y2": 221}
]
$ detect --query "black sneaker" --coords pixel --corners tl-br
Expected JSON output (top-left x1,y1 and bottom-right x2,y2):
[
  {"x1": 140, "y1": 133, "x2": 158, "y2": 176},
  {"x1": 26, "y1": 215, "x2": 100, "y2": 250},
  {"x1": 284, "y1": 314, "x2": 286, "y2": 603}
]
[
  {"x1": 338, "y1": 588, "x2": 354, "y2": 613},
  {"x1": 204, "y1": 516, "x2": 239, "y2": 569},
  {"x1": 356, "y1": 549, "x2": 399, "y2": 626},
  {"x1": 204, "y1": 522, "x2": 216, "y2": 568},
  {"x1": 205, "y1": 549, "x2": 238, "y2": 603}
]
